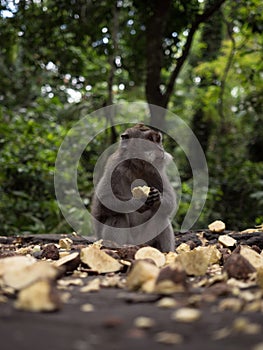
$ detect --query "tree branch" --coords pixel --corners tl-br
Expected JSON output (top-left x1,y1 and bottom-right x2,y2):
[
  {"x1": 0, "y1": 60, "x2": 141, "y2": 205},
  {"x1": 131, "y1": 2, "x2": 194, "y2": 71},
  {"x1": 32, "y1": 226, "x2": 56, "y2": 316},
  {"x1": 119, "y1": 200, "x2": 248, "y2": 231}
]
[
  {"x1": 164, "y1": 0, "x2": 226, "y2": 106},
  {"x1": 218, "y1": 17, "x2": 236, "y2": 129}
]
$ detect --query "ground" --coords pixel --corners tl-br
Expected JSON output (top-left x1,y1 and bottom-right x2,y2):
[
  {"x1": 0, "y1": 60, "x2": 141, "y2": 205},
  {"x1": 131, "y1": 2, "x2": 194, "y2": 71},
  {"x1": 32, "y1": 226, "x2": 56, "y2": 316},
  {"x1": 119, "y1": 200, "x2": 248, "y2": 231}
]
[{"x1": 0, "y1": 231, "x2": 263, "y2": 350}]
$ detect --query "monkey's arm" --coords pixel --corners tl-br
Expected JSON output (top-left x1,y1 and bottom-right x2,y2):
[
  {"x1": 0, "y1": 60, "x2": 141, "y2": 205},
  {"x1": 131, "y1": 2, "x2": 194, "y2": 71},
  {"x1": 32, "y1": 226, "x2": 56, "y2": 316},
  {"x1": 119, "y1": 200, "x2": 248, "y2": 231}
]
[
  {"x1": 136, "y1": 187, "x2": 160, "y2": 213},
  {"x1": 136, "y1": 177, "x2": 176, "y2": 216}
]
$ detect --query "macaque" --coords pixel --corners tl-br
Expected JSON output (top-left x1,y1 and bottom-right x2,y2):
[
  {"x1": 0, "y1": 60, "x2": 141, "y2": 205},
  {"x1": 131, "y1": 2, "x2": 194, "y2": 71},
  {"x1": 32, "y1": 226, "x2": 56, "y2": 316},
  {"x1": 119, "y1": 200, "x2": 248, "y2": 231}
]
[{"x1": 91, "y1": 123, "x2": 176, "y2": 252}]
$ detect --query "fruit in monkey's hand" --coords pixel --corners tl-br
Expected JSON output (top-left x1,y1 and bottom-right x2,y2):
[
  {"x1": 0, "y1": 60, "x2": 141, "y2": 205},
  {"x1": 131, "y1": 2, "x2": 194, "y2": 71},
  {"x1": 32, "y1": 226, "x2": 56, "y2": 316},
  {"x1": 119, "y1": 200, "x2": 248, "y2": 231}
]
[{"x1": 132, "y1": 186, "x2": 151, "y2": 199}]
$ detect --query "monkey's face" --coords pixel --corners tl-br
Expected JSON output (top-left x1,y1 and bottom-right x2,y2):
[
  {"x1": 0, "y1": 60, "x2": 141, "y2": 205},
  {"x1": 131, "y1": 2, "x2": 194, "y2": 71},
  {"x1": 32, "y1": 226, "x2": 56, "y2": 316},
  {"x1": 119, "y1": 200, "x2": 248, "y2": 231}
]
[{"x1": 120, "y1": 124, "x2": 166, "y2": 164}]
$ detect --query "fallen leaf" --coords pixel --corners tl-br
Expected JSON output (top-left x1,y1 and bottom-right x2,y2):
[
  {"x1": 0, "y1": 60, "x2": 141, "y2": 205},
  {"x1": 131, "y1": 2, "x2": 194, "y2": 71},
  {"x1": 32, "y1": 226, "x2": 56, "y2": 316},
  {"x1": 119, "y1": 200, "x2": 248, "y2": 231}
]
[
  {"x1": 208, "y1": 220, "x2": 226, "y2": 232},
  {"x1": 80, "y1": 245, "x2": 122, "y2": 273},
  {"x1": 80, "y1": 278, "x2": 100, "y2": 292},
  {"x1": 59, "y1": 238, "x2": 73, "y2": 250},
  {"x1": 0, "y1": 255, "x2": 36, "y2": 277},
  {"x1": 135, "y1": 246, "x2": 165, "y2": 267},
  {"x1": 177, "y1": 247, "x2": 212, "y2": 276},
  {"x1": 126, "y1": 260, "x2": 159, "y2": 291},
  {"x1": 80, "y1": 303, "x2": 94, "y2": 312},
  {"x1": 156, "y1": 297, "x2": 178, "y2": 308},
  {"x1": 134, "y1": 316, "x2": 156, "y2": 328},
  {"x1": 218, "y1": 235, "x2": 237, "y2": 247},
  {"x1": 3, "y1": 261, "x2": 59, "y2": 290},
  {"x1": 155, "y1": 332, "x2": 183, "y2": 344},
  {"x1": 171, "y1": 308, "x2": 201, "y2": 323},
  {"x1": 218, "y1": 298, "x2": 243, "y2": 312},
  {"x1": 239, "y1": 245, "x2": 263, "y2": 269},
  {"x1": 15, "y1": 279, "x2": 61, "y2": 312},
  {"x1": 155, "y1": 264, "x2": 187, "y2": 294}
]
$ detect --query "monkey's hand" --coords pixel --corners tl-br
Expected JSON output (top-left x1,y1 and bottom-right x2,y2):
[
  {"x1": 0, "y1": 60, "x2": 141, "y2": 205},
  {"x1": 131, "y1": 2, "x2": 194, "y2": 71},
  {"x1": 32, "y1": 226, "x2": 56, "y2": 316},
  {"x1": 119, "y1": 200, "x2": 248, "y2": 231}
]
[{"x1": 136, "y1": 187, "x2": 161, "y2": 213}]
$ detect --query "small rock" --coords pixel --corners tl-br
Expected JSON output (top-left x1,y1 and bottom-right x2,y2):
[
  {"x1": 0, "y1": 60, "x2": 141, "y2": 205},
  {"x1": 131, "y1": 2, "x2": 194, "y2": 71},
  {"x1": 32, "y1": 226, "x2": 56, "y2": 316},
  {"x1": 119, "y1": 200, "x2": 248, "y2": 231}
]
[{"x1": 224, "y1": 253, "x2": 255, "y2": 279}]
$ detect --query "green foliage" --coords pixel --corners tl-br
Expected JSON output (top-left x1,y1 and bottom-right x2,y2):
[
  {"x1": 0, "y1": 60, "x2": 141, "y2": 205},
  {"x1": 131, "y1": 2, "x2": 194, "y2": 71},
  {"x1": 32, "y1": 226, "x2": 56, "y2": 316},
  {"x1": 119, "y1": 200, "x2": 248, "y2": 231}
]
[
  {"x1": 0, "y1": 100, "x2": 68, "y2": 234},
  {"x1": 0, "y1": 0, "x2": 262, "y2": 235}
]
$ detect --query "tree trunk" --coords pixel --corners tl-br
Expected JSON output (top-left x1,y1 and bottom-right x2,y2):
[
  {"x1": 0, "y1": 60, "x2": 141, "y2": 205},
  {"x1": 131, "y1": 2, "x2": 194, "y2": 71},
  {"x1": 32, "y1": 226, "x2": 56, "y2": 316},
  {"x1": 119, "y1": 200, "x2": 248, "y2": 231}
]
[
  {"x1": 144, "y1": 0, "x2": 226, "y2": 129},
  {"x1": 145, "y1": 0, "x2": 171, "y2": 129},
  {"x1": 190, "y1": 0, "x2": 223, "y2": 157}
]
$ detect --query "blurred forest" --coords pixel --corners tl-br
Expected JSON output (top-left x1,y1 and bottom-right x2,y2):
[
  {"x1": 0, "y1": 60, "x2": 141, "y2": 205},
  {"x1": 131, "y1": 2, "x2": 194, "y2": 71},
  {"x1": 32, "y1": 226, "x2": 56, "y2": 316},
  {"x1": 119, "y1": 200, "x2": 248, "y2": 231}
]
[{"x1": 0, "y1": 0, "x2": 262, "y2": 236}]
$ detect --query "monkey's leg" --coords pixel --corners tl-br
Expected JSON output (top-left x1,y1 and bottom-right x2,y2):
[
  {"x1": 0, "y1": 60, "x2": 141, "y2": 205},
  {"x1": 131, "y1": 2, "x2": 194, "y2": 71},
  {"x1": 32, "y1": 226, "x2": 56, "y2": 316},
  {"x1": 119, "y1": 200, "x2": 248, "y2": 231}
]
[
  {"x1": 94, "y1": 214, "x2": 130, "y2": 245},
  {"x1": 149, "y1": 224, "x2": 175, "y2": 252}
]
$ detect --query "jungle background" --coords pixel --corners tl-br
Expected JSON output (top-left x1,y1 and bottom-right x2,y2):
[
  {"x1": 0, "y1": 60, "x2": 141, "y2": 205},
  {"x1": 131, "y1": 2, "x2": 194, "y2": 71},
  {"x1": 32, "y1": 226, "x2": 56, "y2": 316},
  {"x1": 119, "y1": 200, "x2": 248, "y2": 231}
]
[{"x1": 0, "y1": 0, "x2": 262, "y2": 236}]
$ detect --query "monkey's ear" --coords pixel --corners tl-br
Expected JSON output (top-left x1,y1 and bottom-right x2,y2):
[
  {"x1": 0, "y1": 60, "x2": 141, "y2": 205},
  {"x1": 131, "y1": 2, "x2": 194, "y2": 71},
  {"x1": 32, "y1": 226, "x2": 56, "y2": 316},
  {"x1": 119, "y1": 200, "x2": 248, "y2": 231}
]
[{"x1": 121, "y1": 133, "x2": 129, "y2": 140}]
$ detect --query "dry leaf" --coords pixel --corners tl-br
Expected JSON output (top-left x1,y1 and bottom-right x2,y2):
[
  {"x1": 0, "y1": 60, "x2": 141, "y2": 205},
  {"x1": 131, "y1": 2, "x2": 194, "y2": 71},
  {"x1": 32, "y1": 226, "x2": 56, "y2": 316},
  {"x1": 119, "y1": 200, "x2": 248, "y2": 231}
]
[
  {"x1": 0, "y1": 255, "x2": 36, "y2": 277},
  {"x1": 207, "y1": 245, "x2": 222, "y2": 264},
  {"x1": 218, "y1": 298, "x2": 243, "y2": 312},
  {"x1": 80, "y1": 303, "x2": 94, "y2": 312},
  {"x1": 80, "y1": 278, "x2": 101, "y2": 292},
  {"x1": 177, "y1": 247, "x2": 212, "y2": 276},
  {"x1": 155, "y1": 264, "x2": 187, "y2": 294},
  {"x1": 135, "y1": 246, "x2": 165, "y2": 267},
  {"x1": 171, "y1": 308, "x2": 201, "y2": 323},
  {"x1": 15, "y1": 279, "x2": 61, "y2": 312},
  {"x1": 176, "y1": 243, "x2": 191, "y2": 254},
  {"x1": 239, "y1": 245, "x2": 263, "y2": 269},
  {"x1": 134, "y1": 316, "x2": 155, "y2": 328},
  {"x1": 53, "y1": 251, "x2": 80, "y2": 272},
  {"x1": 58, "y1": 278, "x2": 83, "y2": 287},
  {"x1": 232, "y1": 317, "x2": 261, "y2": 334},
  {"x1": 126, "y1": 260, "x2": 159, "y2": 291},
  {"x1": 155, "y1": 332, "x2": 183, "y2": 344},
  {"x1": 100, "y1": 275, "x2": 125, "y2": 288},
  {"x1": 241, "y1": 224, "x2": 263, "y2": 234},
  {"x1": 80, "y1": 245, "x2": 122, "y2": 273},
  {"x1": 156, "y1": 297, "x2": 178, "y2": 308},
  {"x1": 212, "y1": 327, "x2": 231, "y2": 340},
  {"x1": 244, "y1": 300, "x2": 263, "y2": 313},
  {"x1": 218, "y1": 235, "x2": 237, "y2": 247},
  {"x1": 3, "y1": 261, "x2": 59, "y2": 290},
  {"x1": 208, "y1": 220, "x2": 226, "y2": 232},
  {"x1": 141, "y1": 278, "x2": 156, "y2": 293},
  {"x1": 256, "y1": 266, "x2": 263, "y2": 289},
  {"x1": 165, "y1": 251, "x2": 178, "y2": 265},
  {"x1": 0, "y1": 295, "x2": 8, "y2": 303},
  {"x1": 59, "y1": 238, "x2": 73, "y2": 250}
]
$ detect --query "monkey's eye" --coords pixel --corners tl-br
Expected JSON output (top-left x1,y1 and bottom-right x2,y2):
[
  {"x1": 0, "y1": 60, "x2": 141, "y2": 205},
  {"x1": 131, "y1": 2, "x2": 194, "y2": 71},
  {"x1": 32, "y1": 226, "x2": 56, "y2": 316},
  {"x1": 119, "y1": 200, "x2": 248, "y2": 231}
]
[
  {"x1": 156, "y1": 134, "x2": 161, "y2": 143},
  {"x1": 148, "y1": 133, "x2": 161, "y2": 143},
  {"x1": 121, "y1": 133, "x2": 129, "y2": 140},
  {"x1": 148, "y1": 135, "x2": 154, "y2": 142}
]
